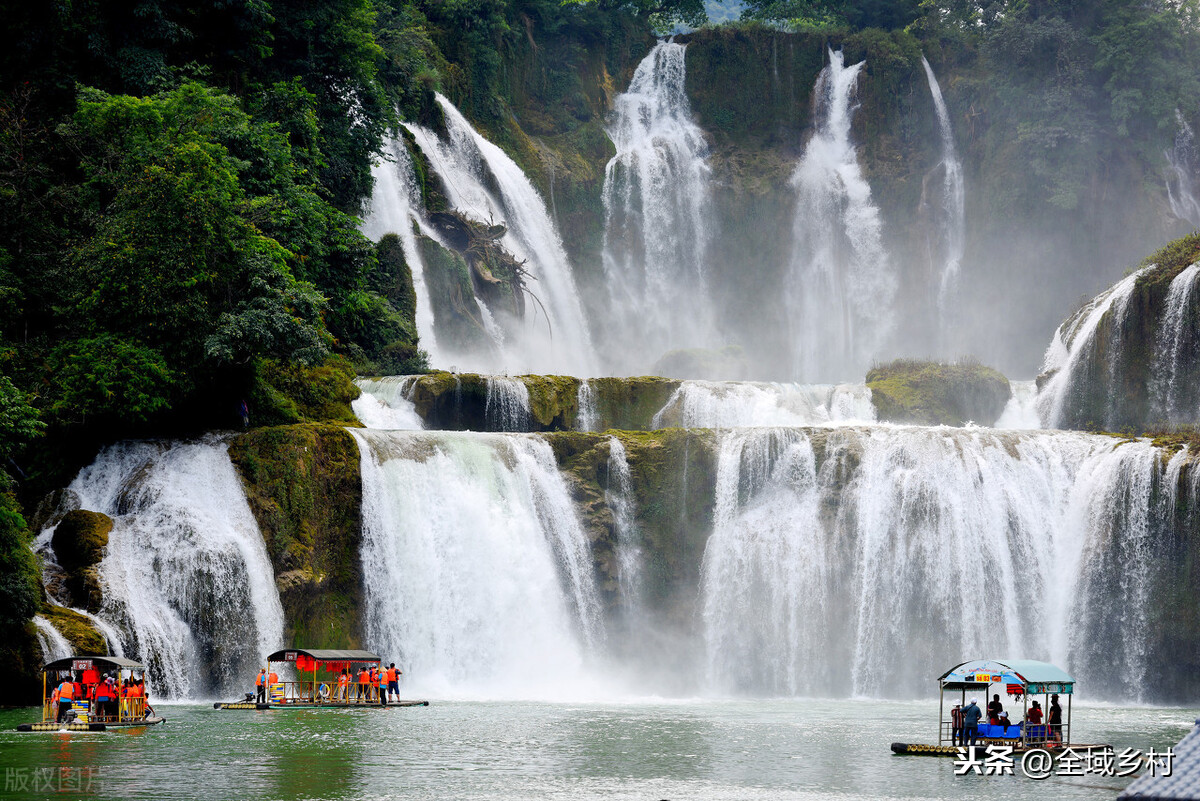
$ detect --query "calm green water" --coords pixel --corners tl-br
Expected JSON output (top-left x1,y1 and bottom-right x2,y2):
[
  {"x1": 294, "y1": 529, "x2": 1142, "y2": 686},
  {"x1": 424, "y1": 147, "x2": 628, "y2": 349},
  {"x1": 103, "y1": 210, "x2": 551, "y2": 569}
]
[{"x1": 0, "y1": 699, "x2": 1193, "y2": 800}]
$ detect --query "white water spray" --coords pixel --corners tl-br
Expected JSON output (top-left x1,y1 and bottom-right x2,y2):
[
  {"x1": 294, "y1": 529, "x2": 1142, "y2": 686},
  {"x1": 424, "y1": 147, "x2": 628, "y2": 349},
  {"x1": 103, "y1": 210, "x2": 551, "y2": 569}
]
[
  {"x1": 1152, "y1": 263, "x2": 1200, "y2": 424},
  {"x1": 601, "y1": 40, "x2": 715, "y2": 371},
  {"x1": 354, "y1": 430, "x2": 603, "y2": 699},
  {"x1": 404, "y1": 95, "x2": 598, "y2": 376},
  {"x1": 651, "y1": 380, "x2": 876, "y2": 428},
  {"x1": 920, "y1": 56, "x2": 966, "y2": 332},
  {"x1": 353, "y1": 376, "x2": 424, "y2": 430},
  {"x1": 787, "y1": 49, "x2": 896, "y2": 381},
  {"x1": 1166, "y1": 111, "x2": 1200, "y2": 227},
  {"x1": 49, "y1": 440, "x2": 283, "y2": 699},
  {"x1": 33, "y1": 616, "x2": 72, "y2": 662}
]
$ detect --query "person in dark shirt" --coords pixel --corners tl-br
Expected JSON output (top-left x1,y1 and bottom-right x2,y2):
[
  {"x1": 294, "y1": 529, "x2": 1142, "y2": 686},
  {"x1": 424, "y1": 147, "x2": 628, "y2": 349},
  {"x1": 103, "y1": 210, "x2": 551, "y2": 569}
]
[
  {"x1": 961, "y1": 698, "x2": 983, "y2": 746},
  {"x1": 987, "y1": 693, "x2": 1004, "y2": 725},
  {"x1": 1048, "y1": 694, "x2": 1063, "y2": 743}
]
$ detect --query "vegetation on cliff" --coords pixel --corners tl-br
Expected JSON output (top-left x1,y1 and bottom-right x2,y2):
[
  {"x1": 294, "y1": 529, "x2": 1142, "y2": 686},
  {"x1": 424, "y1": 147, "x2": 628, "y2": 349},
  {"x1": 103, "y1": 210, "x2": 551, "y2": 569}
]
[
  {"x1": 228, "y1": 424, "x2": 366, "y2": 649},
  {"x1": 866, "y1": 358, "x2": 1011, "y2": 426}
]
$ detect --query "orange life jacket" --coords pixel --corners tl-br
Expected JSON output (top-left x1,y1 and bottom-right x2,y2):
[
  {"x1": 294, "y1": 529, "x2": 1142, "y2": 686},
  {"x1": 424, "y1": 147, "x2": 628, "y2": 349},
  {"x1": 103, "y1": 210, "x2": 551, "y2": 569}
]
[
  {"x1": 267, "y1": 672, "x2": 278, "y2": 685},
  {"x1": 338, "y1": 674, "x2": 349, "y2": 687},
  {"x1": 58, "y1": 681, "x2": 74, "y2": 700},
  {"x1": 378, "y1": 671, "x2": 387, "y2": 688},
  {"x1": 256, "y1": 672, "x2": 266, "y2": 687},
  {"x1": 50, "y1": 688, "x2": 60, "y2": 704},
  {"x1": 357, "y1": 670, "x2": 368, "y2": 684},
  {"x1": 386, "y1": 668, "x2": 397, "y2": 682}
]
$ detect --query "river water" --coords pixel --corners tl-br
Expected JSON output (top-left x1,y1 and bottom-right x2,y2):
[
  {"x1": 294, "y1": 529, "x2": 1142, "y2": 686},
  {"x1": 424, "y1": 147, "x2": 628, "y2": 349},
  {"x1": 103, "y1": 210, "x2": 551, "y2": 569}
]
[{"x1": 1, "y1": 699, "x2": 1192, "y2": 800}]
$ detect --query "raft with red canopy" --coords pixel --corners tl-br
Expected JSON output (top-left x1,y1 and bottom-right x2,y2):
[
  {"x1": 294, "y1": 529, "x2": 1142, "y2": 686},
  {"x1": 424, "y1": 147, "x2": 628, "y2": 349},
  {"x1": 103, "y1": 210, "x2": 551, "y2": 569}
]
[{"x1": 214, "y1": 648, "x2": 428, "y2": 709}]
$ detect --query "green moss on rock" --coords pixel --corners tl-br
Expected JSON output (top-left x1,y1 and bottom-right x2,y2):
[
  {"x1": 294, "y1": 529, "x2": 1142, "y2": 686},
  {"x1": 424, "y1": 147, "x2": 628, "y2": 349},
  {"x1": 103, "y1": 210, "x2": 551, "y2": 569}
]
[
  {"x1": 51, "y1": 510, "x2": 111, "y2": 571},
  {"x1": 42, "y1": 605, "x2": 108, "y2": 655},
  {"x1": 229, "y1": 424, "x2": 364, "y2": 649},
  {"x1": 866, "y1": 358, "x2": 1011, "y2": 426}
]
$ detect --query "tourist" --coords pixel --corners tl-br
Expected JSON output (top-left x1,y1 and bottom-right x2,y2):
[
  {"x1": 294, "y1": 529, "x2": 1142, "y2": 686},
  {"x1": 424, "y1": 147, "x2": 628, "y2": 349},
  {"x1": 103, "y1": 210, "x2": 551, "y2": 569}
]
[
  {"x1": 337, "y1": 670, "x2": 350, "y2": 702},
  {"x1": 94, "y1": 675, "x2": 113, "y2": 722},
  {"x1": 357, "y1": 667, "x2": 369, "y2": 702},
  {"x1": 267, "y1": 667, "x2": 279, "y2": 702},
  {"x1": 387, "y1": 663, "x2": 401, "y2": 703},
  {"x1": 986, "y1": 694, "x2": 1003, "y2": 725},
  {"x1": 256, "y1": 668, "x2": 268, "y2": 703},
  {"x1": 950, "y1": 703, "x2": 963, "y2": 746},
  {"x1": 1026, "y1": 700, "x2": 1044, "y2": 725},
  {"x1": 1048, "y1": 694, "x2": 1063, "y2": 743},
  {"x1": 961, "y1": 698, "x2": 982, "y2": 746},
  {"x1": 49, "y1": 684, "x2": 60, "y2": 723},
  {"x1": 55, "y1": 675, "x2": 75, "y2": 723},
  {"x1": 377, "y1": 667, "x2": 388, "y2": 706}
]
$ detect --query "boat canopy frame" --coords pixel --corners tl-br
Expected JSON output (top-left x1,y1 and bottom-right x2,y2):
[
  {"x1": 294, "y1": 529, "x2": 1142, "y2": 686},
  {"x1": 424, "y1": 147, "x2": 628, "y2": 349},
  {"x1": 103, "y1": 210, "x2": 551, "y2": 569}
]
[
  {"x1": 43, "y1": 656, "x2": 147, "y2": 673},
  {"x1": 937, "y1": 658, "x2": 1075, "y2": 748}
]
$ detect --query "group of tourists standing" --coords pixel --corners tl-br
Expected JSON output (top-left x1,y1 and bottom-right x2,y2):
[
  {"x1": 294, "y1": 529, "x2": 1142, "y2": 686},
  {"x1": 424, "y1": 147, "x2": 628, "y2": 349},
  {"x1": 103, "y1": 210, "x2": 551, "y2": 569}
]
[
  {"x1": 949, "y1": 693, "x2": 1062, "y2": 746},
  {"x1": 255, "y1": 663, "x2": 404, "y2": 705},
  {"x1": 49, "y1": 670, "x2": 149, "y2": 723}
]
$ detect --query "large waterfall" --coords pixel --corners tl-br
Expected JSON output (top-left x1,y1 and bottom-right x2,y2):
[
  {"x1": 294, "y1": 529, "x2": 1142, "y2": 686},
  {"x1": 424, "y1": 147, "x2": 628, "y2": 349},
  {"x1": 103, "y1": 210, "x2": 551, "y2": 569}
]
[
  {"x1": 354, "y1": 429, "x2": 604, "y2": 699},
  {"x1": 651, "y1": 380, "x2": 876, "y2": 428},
  {"x1": 47, "y1": 440, "x2": 283, "y2": 699},
  {"x1": 1167, "y1": 111, "x2": 1200, "y2": 227},
  {"x1": 699, "y1": 427, "x2": 1191, "y2": 700},
  {"x1": 601, "y1": 40, "x2": 715, "y2": 371},
  {"x1": 920, "y1": 56, "x2": 966, "y2": 338},
  {"x1": 1152, "y1": 263, "x2": 1200, "y2": 424},
  {"x1": 787, "y1": 49, "x2": 896, "y2": 381},
  {"x1": 403, "y1": 95, "x2": 598, "y2": 376}
]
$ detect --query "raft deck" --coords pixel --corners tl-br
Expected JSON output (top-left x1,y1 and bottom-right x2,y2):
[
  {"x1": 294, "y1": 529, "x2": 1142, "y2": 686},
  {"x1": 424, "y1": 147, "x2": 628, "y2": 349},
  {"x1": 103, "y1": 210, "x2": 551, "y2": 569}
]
[
  {"x1": 214, "y1": 700, "x2": 429, "y2": 710},
  {"x1": 892, "y1": 740, "x2": 1111, "y2": 757},
  {"x1": 16, "y1": 717, "x2": 166, "y2": 732}
]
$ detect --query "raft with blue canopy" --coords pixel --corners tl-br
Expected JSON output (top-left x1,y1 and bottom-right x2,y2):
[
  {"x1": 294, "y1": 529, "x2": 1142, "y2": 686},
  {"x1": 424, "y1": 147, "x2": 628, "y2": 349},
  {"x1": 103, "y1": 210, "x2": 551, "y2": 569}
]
[{"x1": 891, "y1": 657, "x2": 1091, "y2": 756}]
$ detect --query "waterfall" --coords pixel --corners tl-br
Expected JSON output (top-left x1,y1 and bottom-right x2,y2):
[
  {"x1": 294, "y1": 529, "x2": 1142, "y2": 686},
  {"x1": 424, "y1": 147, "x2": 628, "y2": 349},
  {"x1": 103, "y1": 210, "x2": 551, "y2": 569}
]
[
  {"x1": 605, "y1": 437, "x2": 642, "y2": 613},
  {"x1": 363, "y1": 135, "x2": 442, "y2": 363},
  {"x1": 33, "y1": 616, "x2": 72, "y2": 662},
  {"x1": 1166, "y1": 111, "x2": 1200, "y2": 227},
  {"x1": 920, "y1": 56, "x2": 966, "y2": 332},
  {"x1": 354, "y1": 429, "x2": 603, "y2": 699},
  {"x1": 484, "y1": 377, "x2": 532, "y2": 432},
  {"x1": 50, "y1": 439, "x2": 284, "y2": 699},
  {"x1": 601, "y1": 40, "x2": 715, "y2": 371},
  {"x1": 1152, "y1": 263, "x2": 1200, "y2": 424},
  {"x1": 699, "y1": 427, "x2": 1177, "y2": 699},
  {"x1": 353, "y1": 376, "x2": 424, "y2": 430},
  {"x1": 404, "y1": 95, "x2": 599, "y2": 376},
  {"x1": 994, "y1": 380, "x2": 1042, "y2": 429},
  {"x1": 576, "y1": 380, "x2": 599, "y2": 432},
  {"x1": 787, "y1": 49, "x2": 896, "y2": 382},
  {"x1": 651, "y1": 380, "x2": 876, "y2": 428},
  {"x1": 1035, "y1": 269, "x2": 1145, "y2": 429}
]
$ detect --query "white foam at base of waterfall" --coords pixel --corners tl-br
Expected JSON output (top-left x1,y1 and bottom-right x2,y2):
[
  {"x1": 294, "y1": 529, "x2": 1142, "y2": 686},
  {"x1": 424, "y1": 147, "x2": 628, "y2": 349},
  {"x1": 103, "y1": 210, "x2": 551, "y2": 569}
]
[
  {"x1": 994, "y1": 380, "x2": 1042, "y2": 429},
  {"x1": 651, "y1": 380, "x2": 876, "y2": 429},
  {"x1": 354, "y1": 429, "x2": 606, "y2": 700},
  {"x1": 48, "y1": 439, "x2": 283, "y2": 699},
  {"x1": 354, "y1": 376, "x2": 424, "y2": 430}
]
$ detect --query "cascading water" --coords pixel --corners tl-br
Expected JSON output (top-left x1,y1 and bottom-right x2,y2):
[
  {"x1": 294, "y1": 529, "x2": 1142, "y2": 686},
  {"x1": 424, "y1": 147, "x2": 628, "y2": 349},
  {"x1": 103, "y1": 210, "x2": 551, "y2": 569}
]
[
  {"x1": 699, "y1": 426, "x2": 1181, "y2": 700},
  {"x1": 33, "y1": 616, "x2": 72, "y2": 662},
  {"x1": 1151, "y1": 263, "x2": 1200, "y2": 424},
  {"x1": 1166, "y1": 111, "x2": 1200, "y2": 227},
  {"x1": 787, "y1": 49, "x2": 896, "y2": 382},
  {"x1": 651, "y1": 380, "x2": 876, "y2": 428},
  {"x1": 363, "y1": 135, "x2": 442, "y2": 363},
  {"x1": 605, "y1": 437, "x2": 642, "y2": 614},
  {"x1": 1035, "y1": 269, "x2": 1146, "y2": 429},
  {"x1": 576, "y1": 380, "x2": 599, "y2": 432},
  {"x1": 994, "y1": 380, "x2": 1042, "y2": 429},
  {"x1": 404, "y1": 95, "x2": 598, "y2": 376},
  {"x1": 484, "y1": 377, "x2": 532, "y2": 432},
  {"x1": 353, "y1": 376, "x2": 424, "y2": 430},
  {"x1": 354, "y1": 429, "x2": 603, "y2": 699},
  {"x1": 601, "y1": 40, "x2": 715, "y2": 370},
  {"x1": 920, "y1": 56, "x2": 966, "y2": 337},
  {"x1": 48, "y1": 439, "x2": 284, "y2": 699}
]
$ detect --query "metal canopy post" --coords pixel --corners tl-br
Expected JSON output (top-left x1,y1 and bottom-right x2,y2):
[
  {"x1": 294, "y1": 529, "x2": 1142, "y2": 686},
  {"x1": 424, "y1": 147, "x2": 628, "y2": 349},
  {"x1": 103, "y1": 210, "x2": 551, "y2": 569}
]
[{"x1": 939, "y1": 684, "x2": 945, "y2": 746}]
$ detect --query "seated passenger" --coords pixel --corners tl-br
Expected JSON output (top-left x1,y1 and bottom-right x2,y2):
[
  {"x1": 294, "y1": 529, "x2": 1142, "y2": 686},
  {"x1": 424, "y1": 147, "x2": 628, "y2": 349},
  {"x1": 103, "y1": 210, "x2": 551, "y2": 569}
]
[{"x1": 1026, "y1": 700, "x2": 1044, "y2": 725}]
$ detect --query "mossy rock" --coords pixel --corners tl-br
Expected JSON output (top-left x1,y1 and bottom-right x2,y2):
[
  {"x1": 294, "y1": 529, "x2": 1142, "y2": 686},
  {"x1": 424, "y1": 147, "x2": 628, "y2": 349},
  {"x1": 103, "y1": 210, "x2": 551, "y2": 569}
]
[
  {"x1": 51, "y1": 510, "x2": 112, "y2": 571},
  {"x1": 41, "y1": 606, "x2": 109, "y2": 655},
  {"x1": 229, "y1": 423, "x2": 364, "y2": 649},
  {"x1": 866, "y1": 359, "x2": 1011, "y2": 426}
]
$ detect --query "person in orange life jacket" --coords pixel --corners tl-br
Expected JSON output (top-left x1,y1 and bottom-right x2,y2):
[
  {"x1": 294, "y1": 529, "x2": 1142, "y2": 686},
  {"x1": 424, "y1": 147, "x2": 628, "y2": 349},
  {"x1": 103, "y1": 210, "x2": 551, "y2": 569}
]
[
  {"x1": 377, "y1": 668, "x2": 388, "y2": 706},
  {"x1": 357, "y1": 668, "x2": 369, "y2": 701},
  {"x1": 255, "y1": 668, "x2": 268, "y2": 703},
  {"x1": 387, "y1": 663, "x2": 402, "y2": 702},
  {"x1": 267, "y1": 668, "x2": 279, "y2": 700},
  {"x1": 94, "y1": 675, "x2": 114, "y2": 721},
  {"x1": 337, "y1": 670, "x2": 350, "y2": 701},
  {"x1": 56, "y1": 676, "x2": 75, "y2": 722},
  {"x1": 50, "y1": 685, "x2": 61, "y2": 722}
]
